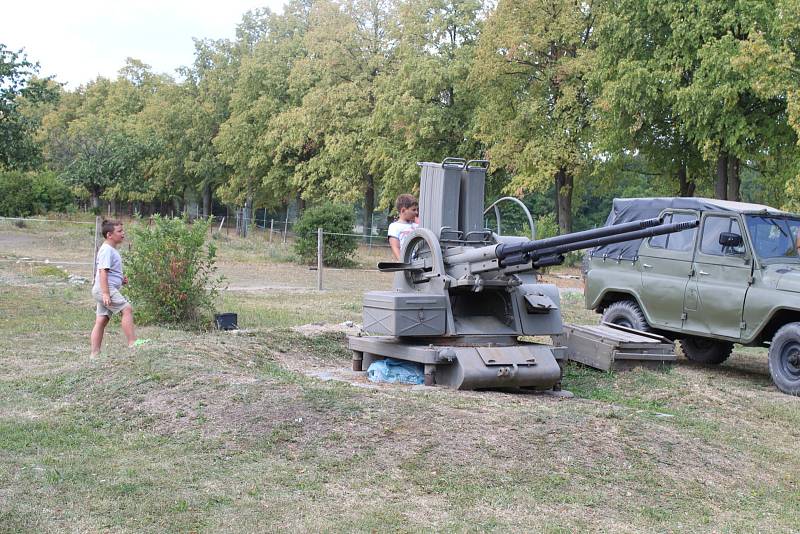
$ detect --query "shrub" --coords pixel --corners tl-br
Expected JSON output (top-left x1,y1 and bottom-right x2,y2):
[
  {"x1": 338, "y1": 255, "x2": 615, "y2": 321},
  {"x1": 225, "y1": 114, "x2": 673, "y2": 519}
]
[
  {"x1": 535, "y1": 213, "x2": 584, "y2": 268},
  {"x1": 535, "y1": 213, "x2": 559, "y2": 240},
  {"x1": 0, "y1": 171, "x2": 75, "y2": 217},
  {"x1": 293, "y1": 204, "x2": 357, "y2": 267},
  {"x1": 125, "y1": 216, "x2": 224, "y2": 326}
]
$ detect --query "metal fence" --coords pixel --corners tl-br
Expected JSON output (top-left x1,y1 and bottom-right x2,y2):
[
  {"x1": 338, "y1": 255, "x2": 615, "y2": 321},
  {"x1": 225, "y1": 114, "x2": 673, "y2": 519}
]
[{"x1": 0, "y1": 216, "x2": 397, "y2": 293}]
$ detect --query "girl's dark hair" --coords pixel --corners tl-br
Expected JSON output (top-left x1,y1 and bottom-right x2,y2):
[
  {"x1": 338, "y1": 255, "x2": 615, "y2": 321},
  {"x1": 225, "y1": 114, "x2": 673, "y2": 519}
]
[{"x1": 101, "y1": 219, "x2": 122, "y2": 238}]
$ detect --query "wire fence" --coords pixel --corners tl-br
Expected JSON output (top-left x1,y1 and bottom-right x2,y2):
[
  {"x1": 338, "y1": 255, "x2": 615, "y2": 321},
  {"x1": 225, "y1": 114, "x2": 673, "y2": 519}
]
[{"x1": 0, "y1": 216, "x2": 397, "y2": 292}]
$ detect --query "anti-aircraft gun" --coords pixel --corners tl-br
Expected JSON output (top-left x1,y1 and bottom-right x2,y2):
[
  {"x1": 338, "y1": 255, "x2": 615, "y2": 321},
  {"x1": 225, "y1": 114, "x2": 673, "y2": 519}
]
[{"x1": 348, "y1": 159, "x2": 698, "y2": 390}]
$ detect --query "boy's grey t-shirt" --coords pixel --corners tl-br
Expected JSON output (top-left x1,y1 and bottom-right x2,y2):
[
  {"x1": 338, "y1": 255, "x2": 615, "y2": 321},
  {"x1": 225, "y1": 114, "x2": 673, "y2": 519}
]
[{"x1": 93, "y1": 243, "x2": 124, "y2": 290}]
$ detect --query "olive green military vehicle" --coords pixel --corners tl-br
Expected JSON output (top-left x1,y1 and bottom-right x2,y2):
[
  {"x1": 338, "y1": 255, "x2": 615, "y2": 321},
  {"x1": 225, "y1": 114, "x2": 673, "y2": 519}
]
[{"x1": 584, "y1": 197, "x2": 800, "y2": 395}]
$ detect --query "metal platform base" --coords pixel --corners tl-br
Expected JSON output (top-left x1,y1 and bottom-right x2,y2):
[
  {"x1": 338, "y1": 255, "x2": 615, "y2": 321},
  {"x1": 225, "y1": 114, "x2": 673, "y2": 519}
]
[
  {"x1": 348, "y1": 335, "x2": 565, "y2": 390},
  {"x1": 556, "y1": 322, "x2": 676, "y2": 371}
]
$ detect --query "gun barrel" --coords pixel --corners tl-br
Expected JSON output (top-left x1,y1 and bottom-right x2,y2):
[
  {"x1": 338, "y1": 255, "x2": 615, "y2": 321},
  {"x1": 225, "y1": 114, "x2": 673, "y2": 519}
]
[
  {"x1": 496, "y1": 216, "x2": 663, "y2": 260},
  {"x1": 500, "y1": 219, "x2": 699, "y2": 267}
]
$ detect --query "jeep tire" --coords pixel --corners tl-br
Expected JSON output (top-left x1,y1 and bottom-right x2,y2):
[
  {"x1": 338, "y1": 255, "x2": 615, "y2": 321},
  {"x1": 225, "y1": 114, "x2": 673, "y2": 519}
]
[
  {"x1": 768, "y1": 322, "x2": 800, "y2": 395},
  {"x1": 678, "y1": 337, "x2": 733, "y2": 365},
  {"x1": 601, "y1": 300, "x2": 650, "y2": 332}
]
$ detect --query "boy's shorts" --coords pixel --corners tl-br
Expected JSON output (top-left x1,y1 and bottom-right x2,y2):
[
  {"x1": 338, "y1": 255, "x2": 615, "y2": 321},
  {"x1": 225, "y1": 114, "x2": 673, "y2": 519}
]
[{"x1": 92, "y1": 287, "x2": 130, "y2": 316}]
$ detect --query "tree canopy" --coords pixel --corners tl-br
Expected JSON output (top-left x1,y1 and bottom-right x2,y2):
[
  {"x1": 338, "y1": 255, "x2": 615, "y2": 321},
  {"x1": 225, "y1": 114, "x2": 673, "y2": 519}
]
[{"x1": 9, "y1": 0, "x2": 800, "y2": 230}]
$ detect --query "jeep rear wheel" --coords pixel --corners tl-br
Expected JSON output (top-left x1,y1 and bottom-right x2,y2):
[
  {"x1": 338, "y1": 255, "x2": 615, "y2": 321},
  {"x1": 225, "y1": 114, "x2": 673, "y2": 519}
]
[
  {"x1": 768, "y1": 323, "x2": 800, "y2": 396},
  {"x1": 678, "y1": 337, "x2": 733, "y2": 365},
  {"x1": 601, "y1": 300, "x2": 650, "y2": 332}
]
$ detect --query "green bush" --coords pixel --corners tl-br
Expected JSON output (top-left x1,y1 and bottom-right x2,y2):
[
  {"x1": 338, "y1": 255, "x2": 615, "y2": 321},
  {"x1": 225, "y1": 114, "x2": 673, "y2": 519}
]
[
  {"x1": 535, "y1": 213, "x2": 584, "y2": 268},
  {"x1": 0, "y1": 171, "x2": 75, "y2": 217},
  {"x1": 293, "y1": 204, "x2": 357, "y2": 267},
  {"x1": 125, "y1": 216, "x2": 224, "y2": 326},
  {"x1": 535, "y1": 213, "x2": 559, "y2": 240}
]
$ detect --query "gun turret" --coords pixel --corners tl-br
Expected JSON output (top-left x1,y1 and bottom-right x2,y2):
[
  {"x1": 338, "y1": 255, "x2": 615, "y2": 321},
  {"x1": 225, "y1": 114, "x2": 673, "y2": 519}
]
[{"x1": 353, "y1": 158, "x2": 699, "y2": 390}]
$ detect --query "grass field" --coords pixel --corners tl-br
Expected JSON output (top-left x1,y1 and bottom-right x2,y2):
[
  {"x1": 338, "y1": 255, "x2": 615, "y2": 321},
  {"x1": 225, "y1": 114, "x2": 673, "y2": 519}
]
[{"x1": 1, "y1": 221, "x2": 799, "y2": 532}]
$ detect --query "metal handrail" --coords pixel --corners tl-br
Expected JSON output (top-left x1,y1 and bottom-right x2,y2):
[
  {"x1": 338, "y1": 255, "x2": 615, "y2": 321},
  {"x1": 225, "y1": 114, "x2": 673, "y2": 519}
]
[{"x1": 483, "y1": 197, "x2": 536, "y2": 240}]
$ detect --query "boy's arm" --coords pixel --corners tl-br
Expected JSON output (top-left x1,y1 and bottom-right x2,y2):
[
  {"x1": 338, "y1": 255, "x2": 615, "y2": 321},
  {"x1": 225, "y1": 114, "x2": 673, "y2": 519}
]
[
  {"x1": 389, "y1": 237, "x2": 401, "y2": 261},
  {"x1": 99, "y1": 269, "x2": 111, "y2": 306}
]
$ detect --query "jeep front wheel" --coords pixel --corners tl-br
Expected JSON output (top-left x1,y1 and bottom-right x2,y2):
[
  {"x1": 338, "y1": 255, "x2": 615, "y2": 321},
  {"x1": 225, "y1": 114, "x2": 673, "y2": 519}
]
[
  {"x1": 678, "y1": 337, "x2": 733, "y2": 365},
  {"x1": 601, "y1": 300, "x2": 650, "y2": 332},
  {"x1": 768, "y1": 323, "x2": 800, "y2": 395}
]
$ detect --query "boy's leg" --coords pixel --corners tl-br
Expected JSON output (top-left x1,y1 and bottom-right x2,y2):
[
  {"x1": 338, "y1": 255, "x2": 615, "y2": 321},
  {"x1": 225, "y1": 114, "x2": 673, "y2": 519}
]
[
  {"x1": 121, "y1": 305, "x2": 137, "y2": 347},
  {"x1": 91, "y1": 315, "x2": 110, "y2": 356}
]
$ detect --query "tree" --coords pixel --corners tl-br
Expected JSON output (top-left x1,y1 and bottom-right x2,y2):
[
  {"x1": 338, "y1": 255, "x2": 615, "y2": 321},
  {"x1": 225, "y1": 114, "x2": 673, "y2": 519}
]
[
  {"x1": 369, "y1": 0, "x2": 483, "y2": 205},
  {"x1": 215, "y1": 3, "x2": 310, "y2": 211},
  {"x1": 40, "y1": 72, "x2": 158, "y2": 209},
  {"x1": 0, "y1": 44, "x2": 59, "y2": 170},
  {"x1": 596, "y1": 1, "x2": 797, "y2": 202},
  {"x1": 471, "y1": 0, "x2": 596, "y2": 233},
  {"x1": 593, "y1": 1, "x2": 706, "y2": 197},
  {"x1": 269, "y1": 0, "x2": 398, "y2": 232}
]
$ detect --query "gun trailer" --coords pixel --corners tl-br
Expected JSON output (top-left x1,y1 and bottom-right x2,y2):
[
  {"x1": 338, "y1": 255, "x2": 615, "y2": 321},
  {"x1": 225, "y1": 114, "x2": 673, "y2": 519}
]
[{"x1": 349, "y1": 159, "x2": 698, "y2": 390}]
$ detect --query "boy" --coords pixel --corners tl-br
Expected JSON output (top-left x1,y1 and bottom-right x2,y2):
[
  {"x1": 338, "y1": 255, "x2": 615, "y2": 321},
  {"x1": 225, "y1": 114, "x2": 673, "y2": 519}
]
[
  {"x1": 388, "y1": 194, "x2": 419, "y2": 260},
  {"x1": 90, "y1": 219, "x2": 138, "y2": 357}
]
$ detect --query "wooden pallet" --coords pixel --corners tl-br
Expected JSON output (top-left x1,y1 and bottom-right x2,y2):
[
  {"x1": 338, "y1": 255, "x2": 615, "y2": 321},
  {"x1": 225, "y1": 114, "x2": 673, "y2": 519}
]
[{"x1": 556, "y1": 322, "x2": 676, "y2": 371}]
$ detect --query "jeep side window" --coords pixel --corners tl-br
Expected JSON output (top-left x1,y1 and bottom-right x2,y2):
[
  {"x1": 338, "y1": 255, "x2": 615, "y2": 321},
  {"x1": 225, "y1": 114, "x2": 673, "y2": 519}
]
[
  {"x1": 700, "y1": 216, "x2": 744, "y2": 256},
  {"x1": 649, "y1": 215, "x2": 669, "y2": 248},
  {"x1": 666, "y1": 213, "x2": 698, "y2": 251},
  {"x1": 648, "y1": 213, "x2": 697, "y2": 251}
]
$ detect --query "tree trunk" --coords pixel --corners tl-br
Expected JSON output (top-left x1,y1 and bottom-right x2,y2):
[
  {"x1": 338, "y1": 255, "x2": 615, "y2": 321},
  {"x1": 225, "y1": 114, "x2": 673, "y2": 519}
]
[
  {"x1": 202, "y1": 183, "x2": 212, "y2": 218},
  {"x1": 715, "y1": 153, "x2": 728, "y2": 200},
  {"x1": 555, "y1": 167, "x2": 573, "y2": 234},
  {"x1": 363, "y1": 175, "x2": 375, "y2": 235},
  {"x1": 727, "y1": 156, "x2": 741, "y2": 201},
  {"x1": 677, "y1": 164, "x2": 695, "y2": 197},
  {"x1": 90, "y1": 190, "x2": 100, "y2": 210},
  {"x1": 296, "y1": 191, "x2": 306, "y2": 212}
]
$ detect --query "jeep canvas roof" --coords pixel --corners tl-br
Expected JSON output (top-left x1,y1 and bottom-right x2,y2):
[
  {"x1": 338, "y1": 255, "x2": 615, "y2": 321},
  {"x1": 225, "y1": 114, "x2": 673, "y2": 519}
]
[{"x1": 590, "y1": 197, "x2": 788, "y2": 260}]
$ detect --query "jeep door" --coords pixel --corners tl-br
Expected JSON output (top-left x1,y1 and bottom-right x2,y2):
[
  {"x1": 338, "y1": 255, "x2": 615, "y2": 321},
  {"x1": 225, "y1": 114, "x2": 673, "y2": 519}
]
[
  {"x1": 638, "y1": 211, "x2": 699, "y2": 329},
  {"x1": 683, "y1": 214, "x2": 751, "y2": 339}
]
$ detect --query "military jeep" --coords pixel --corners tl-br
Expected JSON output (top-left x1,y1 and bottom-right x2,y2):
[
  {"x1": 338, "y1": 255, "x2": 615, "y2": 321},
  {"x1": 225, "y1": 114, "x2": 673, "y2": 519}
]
[{"x1": 584, "y1": 197, "x2": 800, "y2": 395}]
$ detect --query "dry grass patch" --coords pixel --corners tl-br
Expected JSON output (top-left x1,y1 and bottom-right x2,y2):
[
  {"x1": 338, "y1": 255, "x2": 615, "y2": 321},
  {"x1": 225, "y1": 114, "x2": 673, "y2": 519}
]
[{"x1": 2, "y1": 224, "x2": 800, "y2": 532}]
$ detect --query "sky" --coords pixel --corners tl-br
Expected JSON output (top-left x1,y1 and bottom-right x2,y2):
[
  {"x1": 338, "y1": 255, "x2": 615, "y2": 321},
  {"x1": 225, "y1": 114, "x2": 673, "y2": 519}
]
[{"x1": 2, "y1": 0, "x2": 287, "y2": 88}]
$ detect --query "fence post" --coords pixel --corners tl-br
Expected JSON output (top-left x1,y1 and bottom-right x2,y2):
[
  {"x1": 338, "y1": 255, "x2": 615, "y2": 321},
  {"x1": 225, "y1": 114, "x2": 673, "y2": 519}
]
[
  {"x1": 269, "y1": 219, "x2": 274, "y2": 244},
  {"x1": 317, "y1": 227, "x2": 323, "y2": 291},
  {"x1": 283, "y1": 215, "x2": 289, "y2": 244},
  {"x1": 92, "y1": 216, "x2": 101, "y2": 285}
]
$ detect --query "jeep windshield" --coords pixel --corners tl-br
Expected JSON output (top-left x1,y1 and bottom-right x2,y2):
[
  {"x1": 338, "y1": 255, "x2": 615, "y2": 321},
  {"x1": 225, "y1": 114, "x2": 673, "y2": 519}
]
[{"x1": 745, "y1": 215, "x2": 800, "y2": 262}]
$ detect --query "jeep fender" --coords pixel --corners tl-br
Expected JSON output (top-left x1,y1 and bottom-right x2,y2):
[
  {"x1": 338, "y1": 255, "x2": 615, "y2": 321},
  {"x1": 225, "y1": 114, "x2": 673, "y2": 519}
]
[
  {"x1": 741, "y1": 307, "x2": 800, "y2": 346},
  {"x1": 590, "y1": 288, "x2": 651, "y2": 322}
]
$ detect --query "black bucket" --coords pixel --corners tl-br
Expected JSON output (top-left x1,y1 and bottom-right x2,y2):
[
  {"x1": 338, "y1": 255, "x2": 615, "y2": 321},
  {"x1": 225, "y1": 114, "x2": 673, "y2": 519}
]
[{"x1": 214, "y1": 313, "x2": 238, "y2": 331}]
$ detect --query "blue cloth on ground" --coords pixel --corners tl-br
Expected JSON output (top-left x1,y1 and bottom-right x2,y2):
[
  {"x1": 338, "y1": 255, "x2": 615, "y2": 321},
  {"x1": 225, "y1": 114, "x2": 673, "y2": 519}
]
[{"x1": 367, "y1": 358, "x2": 424, "y2": 385}]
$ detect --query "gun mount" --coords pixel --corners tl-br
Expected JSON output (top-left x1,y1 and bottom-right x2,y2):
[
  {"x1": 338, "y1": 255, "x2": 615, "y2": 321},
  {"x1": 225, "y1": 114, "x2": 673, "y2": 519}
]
[{"x1": 348, "y1": 159, "x2": 698, "y2": 390}]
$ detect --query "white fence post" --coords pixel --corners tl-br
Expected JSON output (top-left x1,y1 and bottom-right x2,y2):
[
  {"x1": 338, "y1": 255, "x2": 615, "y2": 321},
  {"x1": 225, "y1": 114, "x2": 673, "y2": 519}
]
[
  {"x1": 283, "y1": 215, "x2": 289, "y2": 244},
  {"x1": 317, "y1": 227, "x2": 323, "y2": 291},
  {"x1": 92, "y1": 216, "x2": 101, "y2": 285},
  {"x1": 269, "y1": 219, "x2": 274, "y2": 244}
]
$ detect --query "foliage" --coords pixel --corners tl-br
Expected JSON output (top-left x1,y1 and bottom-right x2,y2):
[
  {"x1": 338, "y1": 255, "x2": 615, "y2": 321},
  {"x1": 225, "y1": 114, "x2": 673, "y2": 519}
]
[
  {"x1": 22, "y1": 1, "x2": 800, "y2": 231},
  {"x1": 369, "y1": 0, "x2": 484, "y2": 205},
  {"x1": 0, "y1": 170, "x2": 74, "y2": 216},
  {"x1": 125, "y1": 216, "x2": 223, "y2": 326},
  {"x1": 293, "y1": 204, "x2": 357, "y2": 267},
  {"x1": 0, "y1": 44, "x2": 60, "y2": 171},
  {"x1": 470, "y1": 0, "x2": 597, "y2": 233},
  {"x1": 535, "y1": 213, "x2": 559, "y2": 240},
  {"x1": 40, "y1": 72, "x2": 161, "y2": 208},
  {"x1": 594, "y1": 0, "x2": 798, "y2": 201}
]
